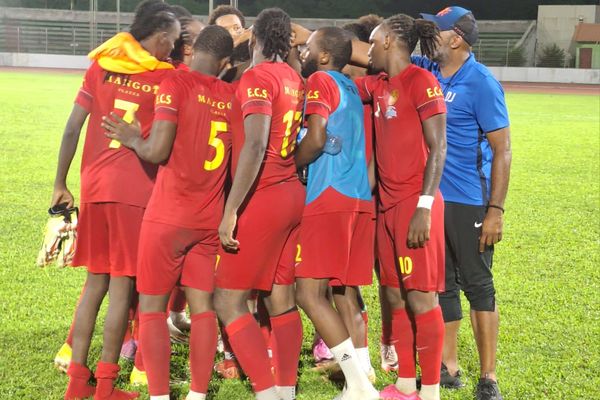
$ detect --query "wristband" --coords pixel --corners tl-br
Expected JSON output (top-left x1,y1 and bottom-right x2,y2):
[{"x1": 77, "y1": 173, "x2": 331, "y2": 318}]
[
  {"x1": 487, "y1": 204, "x2": 505, "y2": 214},
  {"x1": 417, "y1": 195, "x2": 434, "y2": 210}
]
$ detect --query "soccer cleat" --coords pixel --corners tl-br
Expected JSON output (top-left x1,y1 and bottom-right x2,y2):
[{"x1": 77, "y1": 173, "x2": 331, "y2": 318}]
[
  {"x1": 119, "y1": 339, "x2": 137, "y2": 361},
  {"x1": 54, "y1": 342, "x2": 72, "y2": 373},
  {"x1": 475, "y1": 378, "x2": 503, "y2": 400},
  {"x1": 379, "y1": 385, "x2": 419, "y2": 400},
  {"x1": 380, "y1": 343, "x2": 399, "y2": 372},
  {"x1": 214, "y1": 358, "x2": 241, "y2": 379},
  {"x1": 170, "y1": 311, "x2": 191, "y2": 332},
  {"x1": 366, "y1": 366, "x2": 377, "y2": 384},
  {"x1": 313, "y1": 338, "x2": 334, "y2": 364},
  {"x1": 167, "y1": 315, "x2": 189, "y2": 344},
  {"x1": 129, "y1": 366, "x2": 147, "y2": 386},
  {"x1": 440, "y1": 363, "x2": 465, "y2": 389}
]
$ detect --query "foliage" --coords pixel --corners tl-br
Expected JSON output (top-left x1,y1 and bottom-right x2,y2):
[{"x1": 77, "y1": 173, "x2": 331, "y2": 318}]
[{"x1": 537, "y1": 43, "x2": 567, "y2": 68}]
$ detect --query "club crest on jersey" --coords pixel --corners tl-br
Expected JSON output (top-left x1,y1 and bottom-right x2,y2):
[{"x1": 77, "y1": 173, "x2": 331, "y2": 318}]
[{"x1": 385, "y1": 89, "x2": 399, "y2": 119}]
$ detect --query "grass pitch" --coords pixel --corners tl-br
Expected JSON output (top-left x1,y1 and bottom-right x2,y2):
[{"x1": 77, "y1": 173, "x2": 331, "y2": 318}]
[{"x1": 0, "y1": 70, "x2": 598, "y2": 399}]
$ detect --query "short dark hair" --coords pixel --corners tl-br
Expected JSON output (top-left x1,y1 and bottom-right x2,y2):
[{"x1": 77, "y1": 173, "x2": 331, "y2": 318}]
[
  {"x1": 171, "y1": 4, "x2": 192, "y2": 19},
  {"x1": 316, "y1": 26, "x2": 352, "y2": 70},
  {"x1": 208, "y1": 5, "x2": 245, "y2": 27},
  {"x1": 193, "y1": 25, "x2": 233, "y2": 61},
  {"x1": 253, "y1": 8, "x2": 291, "y2": 61},
  {"x1": 357, "y1": 14, "x2": 383, "y2": 36},
  {"x1": 129, "y1": 0, "x2": 177, "y2": 42},
  {"x1": 342, "y1": 22, "x2": 370, "y2": 43}
]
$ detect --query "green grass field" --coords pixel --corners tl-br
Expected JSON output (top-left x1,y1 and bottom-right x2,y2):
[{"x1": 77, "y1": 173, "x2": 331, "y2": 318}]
[{"x1": 0, "y1": 70, "x2": 598, "y2": 399}]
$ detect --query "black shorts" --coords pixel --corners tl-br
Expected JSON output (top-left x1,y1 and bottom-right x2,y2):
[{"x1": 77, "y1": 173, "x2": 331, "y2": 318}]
[{"x1": 441, "y1": 202, "x2": 495, "y2": 317}]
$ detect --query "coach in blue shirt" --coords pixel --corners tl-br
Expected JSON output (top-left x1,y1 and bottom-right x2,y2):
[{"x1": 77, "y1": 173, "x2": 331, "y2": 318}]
[{"x1": 414, "y1": 7, "x2": 512, "y2": 400}]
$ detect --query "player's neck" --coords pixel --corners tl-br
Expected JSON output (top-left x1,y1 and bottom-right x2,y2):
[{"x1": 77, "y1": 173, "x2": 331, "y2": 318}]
[
  {"x1": 385, "y1": 53, "x2": 411, "y2": 79},
  {"x1": 191, "y1": 55, "x2": 220, "y2": 77},
  {"x1": 440, "y1": 50, "x2": 470, "y2": 78},
  {"x1": 252, "y1": 46, "x2": 284, "y2": 66}
]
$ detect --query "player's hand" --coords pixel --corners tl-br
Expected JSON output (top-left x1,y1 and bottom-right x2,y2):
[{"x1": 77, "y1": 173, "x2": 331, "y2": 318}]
[
  {"x1": 479, "y1": 207, "x2": 503, "y2": 253},
  {"x1": 407, "y1": 208, "x2": 431, "y2": 249},
  {"x1": 219, "y1": 209, "x2": 240, "y2": 252},
  {"x1": 234, "y1": 28, "x2": 252, "y2": 47},
  {"x1": 291, "y1": 23, "x2": 311, "y2": 47},
  {"x1": 51, "y1": 185, "x2": 74, "y2": 208},
  {"x1": 102, "y1": 112, "x2": 142, "y2": 148}
]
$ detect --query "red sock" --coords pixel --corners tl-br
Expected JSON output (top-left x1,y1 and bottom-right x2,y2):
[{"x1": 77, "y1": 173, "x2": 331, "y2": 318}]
[
  {"x1": 226, "y1": 313, "x2": 275, "y2": 392},
  {"x1": 189, "y1": 311, "x2": 218, "y2": 394},
  {"x1": 381, "y1": 320, "x2": 392, "y2": 346},
  {"x1": 415, "y1": 306, "x2": 444, "y2": 385},
  {"x1": 94, "y1": 362, "x2": 139, "y2": 399},
  {"x1": 256, "y1": 299, "x2": 272, "y2": 350},
  {"x1": 392, "y1": 308, "x2": 416, "y2": 378},
  {"x1": 65, "y1": 362, "x2": 95, "y2": 399},
  {"x1": 132, "y1": 307, "x2": 139, "y2": 342},
  {"x1": 139, "y1": 312, "x2": 170, "y2": 396},
  {"x1": 220, "y1": 320, "x2": 233, "y2": 354},
  {"x1": 270, "y1": 310, "x2": 302, "y2": 387},
  {"x1": 134, "y1": 344, "x2": 144, "y2": 371},
  {"x1": 362, "y1": 310, "x2": 369, "y2": 347},
  {"x1": 168, "y1": 287, "x2": 187, "y2": 313}
]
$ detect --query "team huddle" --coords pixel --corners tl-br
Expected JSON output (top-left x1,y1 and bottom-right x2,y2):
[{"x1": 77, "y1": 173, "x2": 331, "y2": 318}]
[{"x1": 50, "y1": 1, "x2": 511, "y2": 400}]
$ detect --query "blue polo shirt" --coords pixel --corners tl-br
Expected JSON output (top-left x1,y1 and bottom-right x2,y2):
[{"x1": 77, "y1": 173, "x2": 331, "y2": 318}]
[{"x1": 412, "y1": 54, "x2": 510, "y2": 206}]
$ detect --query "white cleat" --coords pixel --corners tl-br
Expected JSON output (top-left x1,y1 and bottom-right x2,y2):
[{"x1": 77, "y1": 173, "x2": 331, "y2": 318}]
[{"x1": 380, "y1": 342, "x2": 399, "y2": 372}]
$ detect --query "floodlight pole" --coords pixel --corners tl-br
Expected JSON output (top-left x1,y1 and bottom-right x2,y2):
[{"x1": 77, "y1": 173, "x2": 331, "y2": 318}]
[
  {"x1": 209, "y1": 0, "x2": 214, "y2": 14},
  {"x1": 231, "y1": 0, "x2": 238, "y2": 7},
  {"x1": 117, "y1": 0, "x2": 121, "y2": 31}
]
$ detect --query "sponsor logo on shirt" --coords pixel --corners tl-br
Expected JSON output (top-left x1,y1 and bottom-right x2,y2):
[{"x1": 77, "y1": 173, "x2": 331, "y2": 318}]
[
  {"x1": 307, "y1": 90, "x2": 319, "y2": 100},
  {"x1": 444, "y1": 91, "x2": 457, "y2": 103},
  {"x1": 106, "y1": 74, "x2": 159, "y2": 96},
  {"x1": 156, "y1": 94, "x2": 172, "y2": 105},
  {"x1": 427, "y1": 86, "x2": 444, "y2": 98},
  {"x1": 198, "y1": 94, "x2": 232, "y2": 110},
  {"x1": 247, "y1": 87, "x2": 269, "y2": 99}
]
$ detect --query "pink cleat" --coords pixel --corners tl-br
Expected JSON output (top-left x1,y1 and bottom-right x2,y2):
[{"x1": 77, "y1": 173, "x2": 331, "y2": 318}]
[
  {"x1": 380, "y1": 385, "x2": 419, "y2": 400},
  {"x1": 313, "y1": 338, "x2": 334, "y2": 364}
]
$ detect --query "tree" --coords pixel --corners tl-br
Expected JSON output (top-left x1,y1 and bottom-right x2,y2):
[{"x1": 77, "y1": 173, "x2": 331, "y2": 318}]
[{"x1": 537, "y1": 43, "x2": 566, "y2": 68}]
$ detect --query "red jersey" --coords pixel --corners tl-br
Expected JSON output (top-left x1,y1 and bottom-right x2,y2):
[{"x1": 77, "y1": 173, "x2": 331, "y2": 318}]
[
  {"x1": 303, "y1": 71, "x2": 372, "y2": 216},
  {"x1": 75, "y1": 61, "x2": 174, "y2": 207},
  {"x1": 143, "y1": 70, "x2": 236, "y2": 230},
  {"x1": 231, "y1": 62, "x2": 304, "y2": 190},
  {"x1": 356, "y1": 64, "x2": 446, "y2": 211}
]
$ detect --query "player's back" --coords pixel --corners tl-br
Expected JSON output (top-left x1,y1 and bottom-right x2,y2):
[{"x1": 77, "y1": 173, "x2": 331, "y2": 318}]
[
  {"x1": 231, "y1": 61, "x2": 304, "y2": 190},
  {"x1": 144, "y1": 70, "x2": 235, "y2": 230},
  {"x1": 78, "y1": 61, "x2": 174, "y2": 207}
]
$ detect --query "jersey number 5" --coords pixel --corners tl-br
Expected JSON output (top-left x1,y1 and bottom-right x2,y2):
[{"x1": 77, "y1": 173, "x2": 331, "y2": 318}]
[
  {"x1": 281, "y1": 110, "x2": 302, "y2": 158},
  {"x1": 109, "y1": 99, "x2": 140, "y2": 149},
  {"x1": 204, "y1": 121, "x2": 227, "y2": 171}
]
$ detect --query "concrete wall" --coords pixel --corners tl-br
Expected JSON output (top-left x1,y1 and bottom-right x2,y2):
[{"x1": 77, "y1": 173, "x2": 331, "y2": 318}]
[
  {"x1": 488, "y1": 66, "x2": 600, "y2": 84},
  {"x1": 537, "y1": 5, "x2": 600, "y2": 56},
  {"x1": 0, "y1": 52, "x2": 89, "y2": 69}
]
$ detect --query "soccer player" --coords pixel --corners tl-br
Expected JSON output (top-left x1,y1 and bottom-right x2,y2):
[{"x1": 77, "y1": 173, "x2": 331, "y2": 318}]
[
  {"x1": 50, "y1": 1, "x2": 180, "y2": 399},
  {"x1": 104, "y1": 25, "x2": 235, "y2": 400},
  {"x1": 356, "y1": 14, "x2": 447, "y2": 400},
  {"x1": 414, "y1": 7, "x2": 512, "y2": 400},
  {"x1": 294, "y1": 27, "x2": 379, "y2": 400},
  {"x1": 214, "y1": 8, "x2": 304, "y2": 400}
]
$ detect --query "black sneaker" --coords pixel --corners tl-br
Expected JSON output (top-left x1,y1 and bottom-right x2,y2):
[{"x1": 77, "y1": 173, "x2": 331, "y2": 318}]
[
  {"x1": 440, "y1": 363, "x2": 465, "y2": 389},
  {"x1": 475, "y1": 378, "x2": 503, "y2": 400}
]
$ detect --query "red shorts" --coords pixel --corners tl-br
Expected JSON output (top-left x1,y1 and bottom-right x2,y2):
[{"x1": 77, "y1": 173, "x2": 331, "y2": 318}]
[
  {"x1": 137, "y1": 220, "x2": 219, "y2": 295},
  {"x1": 215, "y1": 180, "x2": 305, "y2": 291},
  {"x1": 71, "y1": 202, "x2": 145, "y2": 277},
  {"x1": 376, "y1": 192, "x2": 445, "y2": 292},
  {"x1": 296, "y1": 212, "x2": 374, "y2": 286}
]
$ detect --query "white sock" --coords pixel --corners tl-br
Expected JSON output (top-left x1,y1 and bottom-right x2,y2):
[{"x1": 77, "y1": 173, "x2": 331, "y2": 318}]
[
  {"x1": 419, "y1": 384, "x2": 440, "y2": 400},
  {"x1": 185, "y1": 391, "x2": 206, "y2": 400},
  {"x1": 330, "y1": 338, "x2": 372, "y2": 391},
  {"x1": 355, "y1": 347, "x2": 373, "y2": 374},
  {"x1": 150, "y1": 396, "x2": 170, "y2": 400},
  {"x1": 256, "y1": 387, "x2": 281, "y2": 400},
  {"x1": 224, "y1": 351, "x2": 236, "y2": 360},
  {"x1": 276, "y1": 385, "x2": 296, "y2": 400},
  {"x1": 170, "y1": 310, "x2": 188, "y2": 322},
  {"x1": 395, "y1": 377, "x2": 417, "y2": 394}
]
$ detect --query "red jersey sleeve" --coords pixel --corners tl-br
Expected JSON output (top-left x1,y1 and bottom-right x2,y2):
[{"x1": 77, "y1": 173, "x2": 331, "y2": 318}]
[
  {"x1": 304, "y1": 72, "x2": 340, "y2": 120},
  {"x1": 74, "y1": 62, "x2": 98, "y2": 112},
  {"x1": 237, "y1": 68, "x2": 275, "y2": 117},
  {"x1": 410, "y1": 68, "x2": 446, "y2": 121},
  {"x1": 154, "y1": 76, "x2": 183, "y2": 124}
]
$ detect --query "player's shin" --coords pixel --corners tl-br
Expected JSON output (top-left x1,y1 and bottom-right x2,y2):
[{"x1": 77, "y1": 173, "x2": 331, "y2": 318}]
[
  {"x1": 392, "y1": 308, "x2": 418, "y2": 394},
  {"x1": 415, "y1": 306, "x2": 444, "y2": 400},
  {"x1": 189, "y1": 311, "x2": 218, "y2": 398},
  {"x1": 270, "y1": 309, "x2": 303, "y2": 399},
  {"x1": 139, "y1": 312, "x2": 170, "y2": 396}
]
